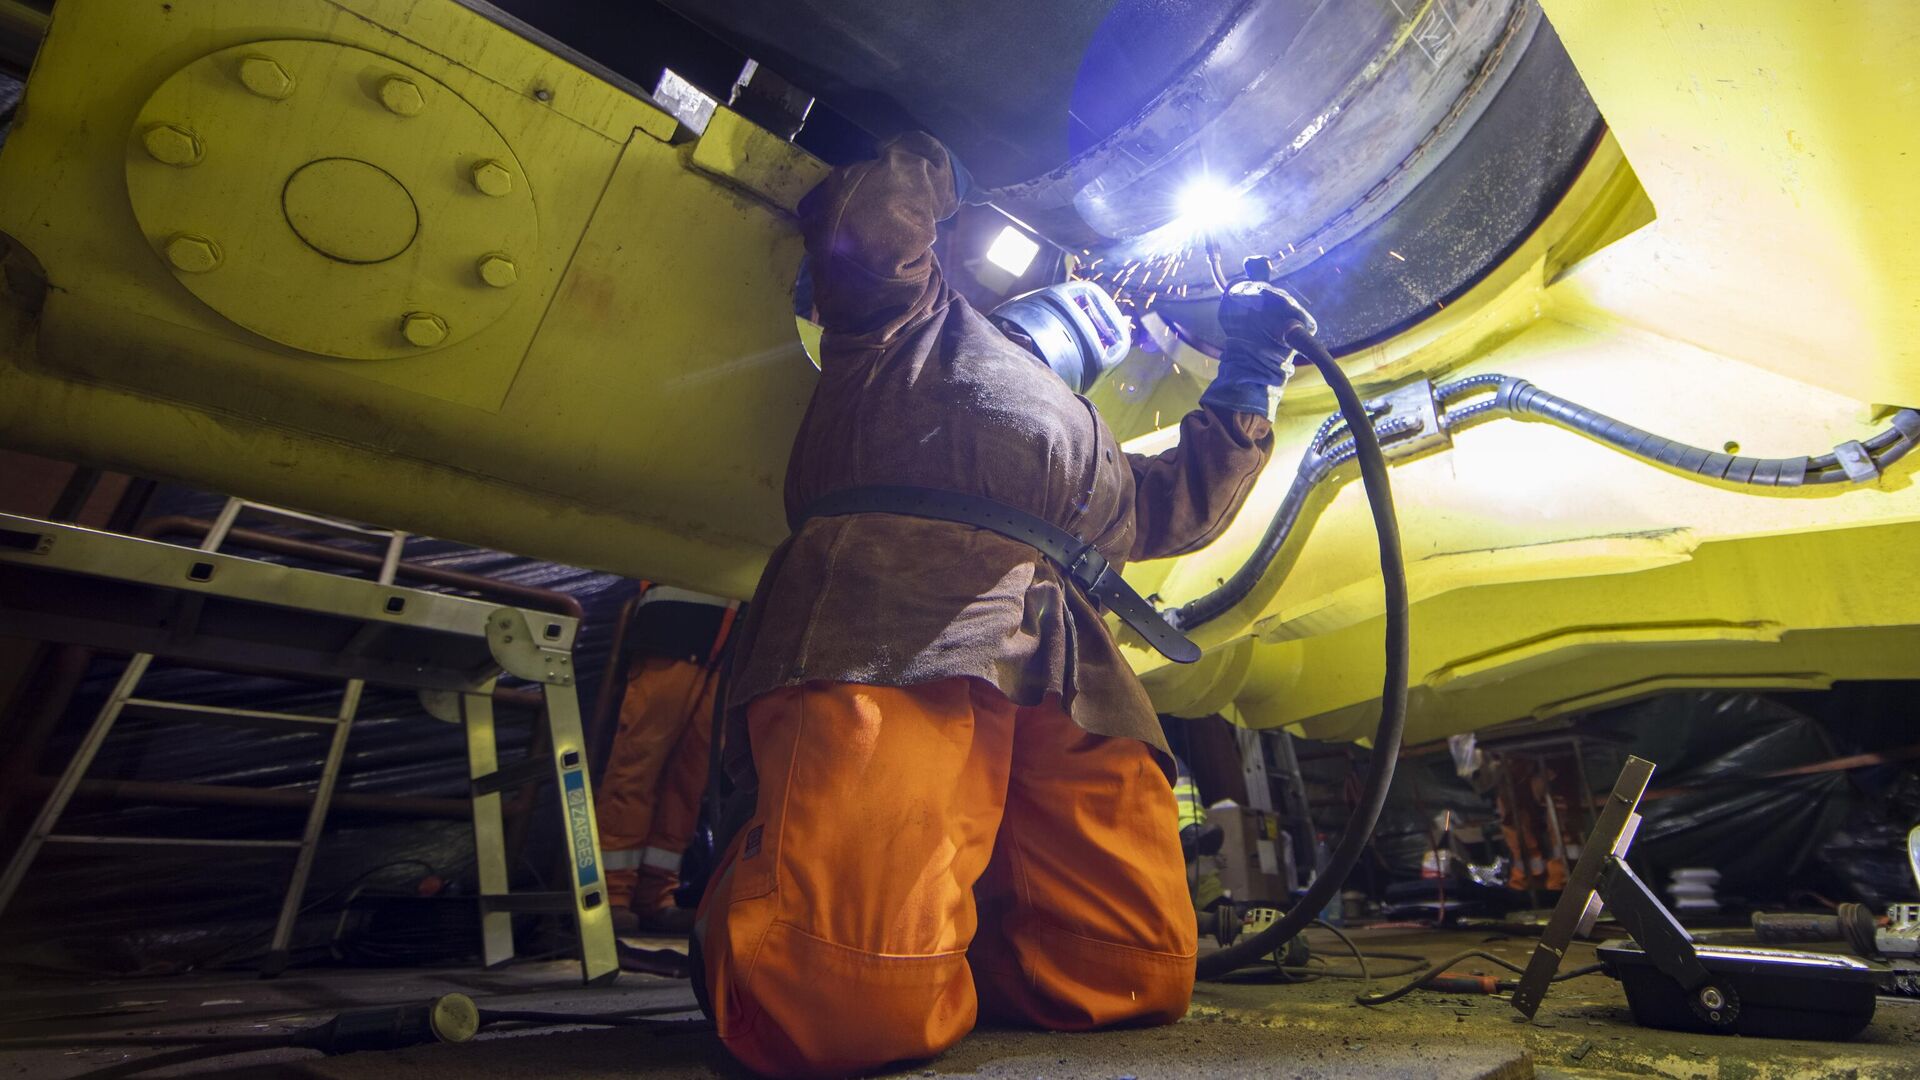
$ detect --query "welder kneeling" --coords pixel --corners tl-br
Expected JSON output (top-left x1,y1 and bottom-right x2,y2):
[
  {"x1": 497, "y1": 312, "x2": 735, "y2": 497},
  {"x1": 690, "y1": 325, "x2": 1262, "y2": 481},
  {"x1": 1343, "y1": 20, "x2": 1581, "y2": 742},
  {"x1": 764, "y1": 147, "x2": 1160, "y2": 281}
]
[{"x1": 694, "y1": 134, "x2": 1289, "y2": 1078}]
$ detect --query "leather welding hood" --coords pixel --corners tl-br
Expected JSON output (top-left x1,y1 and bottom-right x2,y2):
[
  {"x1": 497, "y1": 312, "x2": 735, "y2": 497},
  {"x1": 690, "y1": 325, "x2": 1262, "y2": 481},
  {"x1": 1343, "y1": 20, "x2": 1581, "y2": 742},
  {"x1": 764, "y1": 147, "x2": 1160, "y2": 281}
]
[{"x1": 989, "y1": 280, "x2": 1132, "y2": 394}]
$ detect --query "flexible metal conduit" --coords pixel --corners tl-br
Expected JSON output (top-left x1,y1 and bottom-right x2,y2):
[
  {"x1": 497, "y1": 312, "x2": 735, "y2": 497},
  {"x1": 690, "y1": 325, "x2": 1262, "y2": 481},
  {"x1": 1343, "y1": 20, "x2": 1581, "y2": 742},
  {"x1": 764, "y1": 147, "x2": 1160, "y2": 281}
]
[{"x1": 1169, "y1": 376, "x2": 1920, "y2": 631}]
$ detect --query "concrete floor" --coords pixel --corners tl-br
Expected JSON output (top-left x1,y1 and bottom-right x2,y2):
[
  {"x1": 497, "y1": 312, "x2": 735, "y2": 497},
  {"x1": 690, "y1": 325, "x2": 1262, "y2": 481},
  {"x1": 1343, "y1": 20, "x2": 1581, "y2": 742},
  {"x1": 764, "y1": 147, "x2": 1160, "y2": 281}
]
[{"x1": 2, "y1": 929, "x2": 1917, "y2": 1078}]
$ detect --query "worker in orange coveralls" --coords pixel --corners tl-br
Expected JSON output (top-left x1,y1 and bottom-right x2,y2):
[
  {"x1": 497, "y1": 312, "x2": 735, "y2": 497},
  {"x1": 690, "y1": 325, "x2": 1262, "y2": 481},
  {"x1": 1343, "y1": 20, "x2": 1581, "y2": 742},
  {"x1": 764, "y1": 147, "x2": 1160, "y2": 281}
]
[
  {"x1": 694, "y1": 133, "x2": 1290, "y2": 1077},
  {"x1": 593, "y1": 585, "x2": 737, "y2": 935}
]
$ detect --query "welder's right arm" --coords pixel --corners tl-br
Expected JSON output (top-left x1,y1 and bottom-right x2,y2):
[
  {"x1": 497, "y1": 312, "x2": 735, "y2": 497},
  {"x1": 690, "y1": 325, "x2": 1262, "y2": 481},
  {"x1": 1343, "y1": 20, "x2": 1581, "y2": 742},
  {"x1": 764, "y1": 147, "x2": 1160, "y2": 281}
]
[{"x1": 798, "y1": 132, "x2": 961, "y2": 349}]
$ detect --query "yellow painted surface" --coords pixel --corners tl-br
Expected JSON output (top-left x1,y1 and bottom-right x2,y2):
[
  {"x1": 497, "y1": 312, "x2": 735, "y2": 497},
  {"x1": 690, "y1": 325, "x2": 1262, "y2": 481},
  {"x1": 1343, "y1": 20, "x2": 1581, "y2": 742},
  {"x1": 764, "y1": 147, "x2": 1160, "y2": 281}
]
[
  {"x1": 125, "y1": 39, "x2": 541, "y2": 360},
  {"x1": 1, "y1": 0, "x2": 814, "y2": 599},
  {"x1": 2, "y1": 0, "x2": 1918, "y2": 740},
  {"x1": 1537, "y1": 0, "x2": 1920, "y2": 408}
]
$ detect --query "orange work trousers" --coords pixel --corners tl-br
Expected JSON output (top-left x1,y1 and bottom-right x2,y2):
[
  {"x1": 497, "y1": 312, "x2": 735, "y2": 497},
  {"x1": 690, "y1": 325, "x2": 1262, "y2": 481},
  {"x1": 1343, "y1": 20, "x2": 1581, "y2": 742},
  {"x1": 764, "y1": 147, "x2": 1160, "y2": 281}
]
[
  {"x1": 695, "y1": 678, "x2": 1196, "y2": 1078},
  {"x1": 595, "y1": 655, "x2": 717, "y2": 912}
]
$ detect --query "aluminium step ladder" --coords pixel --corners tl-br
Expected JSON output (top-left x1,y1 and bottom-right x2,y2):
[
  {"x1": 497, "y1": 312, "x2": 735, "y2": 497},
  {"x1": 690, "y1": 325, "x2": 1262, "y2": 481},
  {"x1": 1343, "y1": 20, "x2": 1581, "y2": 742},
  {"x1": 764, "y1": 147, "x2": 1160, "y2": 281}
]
[{"x1": 0, "y1": 500, "x2": 618, "y2": 982}]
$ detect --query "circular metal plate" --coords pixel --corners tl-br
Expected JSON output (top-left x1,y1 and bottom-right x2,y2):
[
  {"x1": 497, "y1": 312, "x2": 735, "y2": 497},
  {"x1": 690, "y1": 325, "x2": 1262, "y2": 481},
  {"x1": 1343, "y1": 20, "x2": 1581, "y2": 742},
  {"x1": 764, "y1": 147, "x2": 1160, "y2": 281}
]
[{"x1": 126, "y1": 40, "x2": 537, "y2": 359}]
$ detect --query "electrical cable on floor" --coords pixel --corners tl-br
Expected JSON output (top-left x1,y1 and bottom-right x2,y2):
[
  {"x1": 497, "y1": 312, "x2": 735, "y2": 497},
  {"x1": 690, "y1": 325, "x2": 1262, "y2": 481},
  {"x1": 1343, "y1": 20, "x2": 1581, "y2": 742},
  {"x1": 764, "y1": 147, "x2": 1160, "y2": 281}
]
[
  {"x1": 1355, "y1": 948, "x2": 1607, "y2": 1007},
  {"x1": 20, "y1": 996, "x2": 711, "y2": 1078},
  {"x1": 1310, "y1": 918, "x2": 1370, "y2": 984},
  {"x1": 68, "y1": 1037, "x2": 299, "y2": 1080}
]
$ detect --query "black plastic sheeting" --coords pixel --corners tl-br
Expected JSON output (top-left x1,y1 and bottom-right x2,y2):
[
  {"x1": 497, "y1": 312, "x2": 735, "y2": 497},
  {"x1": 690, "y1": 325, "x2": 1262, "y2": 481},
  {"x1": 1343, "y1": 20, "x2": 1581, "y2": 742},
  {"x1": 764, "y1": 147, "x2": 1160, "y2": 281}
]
[
  {"x1": 1610, "y1": 693, "x2": 1852, "y2": 903},
  {"x1": 1363, "y1": 752, "x2": 1498, "y2": 883},
  {"x1": 0, "y1": 486, "x2": 642, "y2": 975},
  {"x1": 1345, "y1": 688, "x2": 1917, "y2": 911},
  {"x1": 1535, "y1": 688, "x2": 1918, "y2": 908}
]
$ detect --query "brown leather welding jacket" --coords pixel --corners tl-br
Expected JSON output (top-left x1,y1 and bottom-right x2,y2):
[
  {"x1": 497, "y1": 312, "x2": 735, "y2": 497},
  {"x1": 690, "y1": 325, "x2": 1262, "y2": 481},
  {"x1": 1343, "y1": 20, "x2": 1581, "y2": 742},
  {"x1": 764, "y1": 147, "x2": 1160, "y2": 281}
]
[{"x1": 724, "y1": 133, "x2": 1273, "y2": 773}]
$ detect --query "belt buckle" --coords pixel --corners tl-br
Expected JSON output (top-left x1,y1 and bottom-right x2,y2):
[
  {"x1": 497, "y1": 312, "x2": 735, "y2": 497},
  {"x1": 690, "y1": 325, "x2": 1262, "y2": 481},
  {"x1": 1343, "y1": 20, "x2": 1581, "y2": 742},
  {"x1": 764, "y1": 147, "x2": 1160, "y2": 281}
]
[{"x1": 1067, "y1": 545, "x2": 1109, "y2": 593}]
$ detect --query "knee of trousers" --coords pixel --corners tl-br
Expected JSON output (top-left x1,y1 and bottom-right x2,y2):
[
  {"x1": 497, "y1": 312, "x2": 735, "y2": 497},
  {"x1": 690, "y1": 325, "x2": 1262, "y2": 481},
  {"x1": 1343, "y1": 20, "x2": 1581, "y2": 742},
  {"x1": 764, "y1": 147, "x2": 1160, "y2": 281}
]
[
  {"x1": 704, "y1": 900, "x2": 978, "y2": 1078},
  {"x1": 977, "y1": 923, "x2": 1196, "y2": 1032}
]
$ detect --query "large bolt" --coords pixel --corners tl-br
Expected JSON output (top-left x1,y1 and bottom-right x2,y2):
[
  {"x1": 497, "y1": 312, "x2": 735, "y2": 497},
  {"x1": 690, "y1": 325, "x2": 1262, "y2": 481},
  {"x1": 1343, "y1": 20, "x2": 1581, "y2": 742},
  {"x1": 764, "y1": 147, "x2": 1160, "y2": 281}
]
[
  {"x1": 238, "y1": 56, "x2": 295, "y2": 100},
  {"x1": 378, "y1": 76, "x2": 425, "y2": 117},
  {"x1": 143, "y1": 124, "x2": 203, "y2": 167},
  {"x1": 164, "y1": 234, "x2": 222, "y2": 273},
  {"x1": 401, "y1": 311, "x2": 449, "y2": 347},
  {"x1": 476, "y1": 253, "x2": 518, "y2": 288},
  {"x1": 470, "y1": 160, "x2": 513, "y2": 197}
]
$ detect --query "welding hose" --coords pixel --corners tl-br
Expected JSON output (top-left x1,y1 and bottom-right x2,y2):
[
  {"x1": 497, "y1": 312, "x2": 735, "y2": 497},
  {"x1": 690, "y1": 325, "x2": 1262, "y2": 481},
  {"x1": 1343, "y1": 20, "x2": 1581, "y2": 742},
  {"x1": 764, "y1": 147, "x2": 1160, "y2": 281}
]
[
  {"x1": 1170, "y1": 375, "x2": 1920, "y2": 632},
  {"x1": 1491, "y1": 378, "x2": 1920, "y2": 486},
  {"x1": 1196, "y1": 324, "x2": 1410, "y2": 980}
]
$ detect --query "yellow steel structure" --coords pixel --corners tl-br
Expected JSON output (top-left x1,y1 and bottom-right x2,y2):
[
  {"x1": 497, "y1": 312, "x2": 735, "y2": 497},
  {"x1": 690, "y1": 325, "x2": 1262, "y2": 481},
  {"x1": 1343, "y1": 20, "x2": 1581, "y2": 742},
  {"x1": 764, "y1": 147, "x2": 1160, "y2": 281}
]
[{"x1": 2, "y1": 0, "x2": 1918, "y2": 745}]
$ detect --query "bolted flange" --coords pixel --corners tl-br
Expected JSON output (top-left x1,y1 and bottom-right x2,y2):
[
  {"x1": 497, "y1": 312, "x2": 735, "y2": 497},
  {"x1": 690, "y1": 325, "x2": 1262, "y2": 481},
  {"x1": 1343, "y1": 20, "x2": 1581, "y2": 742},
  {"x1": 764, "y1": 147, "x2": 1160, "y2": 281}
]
[
  {"x1": 470, "y1": 160, "x2": 513, "y2": 197},
  {"x1": 238, "y1": 56, "x2": 295, "y2": 100},
  {"x1": 401, "y1": 311, "x2": 449, "y2": 347},
  {"x1": 476, "y1": 253, "x2": 517, "y2": 288},
  {"x1": 127, "y1": 40, "x2": 539, "y2": 359},
  {"x1": 143, "y1": 123, "x2": 203, "y2": 167},
  {"x1": 378, "y1": 76, "x2": 425, "y2": 117},
  {"x1": 164, "y1": 234, "x2": 223, "y2": 273}
]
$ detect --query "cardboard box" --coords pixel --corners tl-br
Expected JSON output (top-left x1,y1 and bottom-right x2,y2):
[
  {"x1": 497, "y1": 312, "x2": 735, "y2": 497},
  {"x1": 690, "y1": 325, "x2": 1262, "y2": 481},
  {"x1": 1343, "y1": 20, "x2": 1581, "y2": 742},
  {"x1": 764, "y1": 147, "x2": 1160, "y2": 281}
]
[{"x1": 1208, "y1": 803, "x2": 1293, "y2": 904}]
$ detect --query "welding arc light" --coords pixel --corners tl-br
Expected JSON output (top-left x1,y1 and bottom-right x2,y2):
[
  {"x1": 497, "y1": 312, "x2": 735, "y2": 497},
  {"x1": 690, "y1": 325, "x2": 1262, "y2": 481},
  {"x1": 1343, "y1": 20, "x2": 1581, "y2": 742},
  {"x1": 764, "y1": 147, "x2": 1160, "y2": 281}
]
[
  {"x1": 1173, "y1": 176, "x2": 1251, "y2": 234},
  {"x1": 985, "y1": 225, "x2": 1042, "y2": 276}
]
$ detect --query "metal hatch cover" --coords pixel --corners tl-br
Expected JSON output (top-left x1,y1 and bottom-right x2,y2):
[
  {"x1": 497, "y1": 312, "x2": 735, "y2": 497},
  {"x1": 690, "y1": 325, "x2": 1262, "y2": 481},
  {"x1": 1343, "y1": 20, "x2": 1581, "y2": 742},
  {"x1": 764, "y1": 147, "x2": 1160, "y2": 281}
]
[{"x1": 125, "y1": 39, "x2": 539, "y2": 360}]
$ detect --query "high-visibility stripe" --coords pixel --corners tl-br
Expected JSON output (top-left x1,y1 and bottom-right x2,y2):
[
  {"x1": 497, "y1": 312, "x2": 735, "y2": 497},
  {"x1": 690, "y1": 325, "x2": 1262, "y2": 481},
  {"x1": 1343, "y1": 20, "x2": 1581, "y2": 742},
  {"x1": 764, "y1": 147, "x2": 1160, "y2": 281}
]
[
  {"x1": 1174, "y1": 779, "x2": 1206, "y2": 830},
  {"x1": 602, "y1": 849, "x2": 643, "y2": 871},
  {"x1": 640, "y1": 845, "x2": 682, "y2": 872}
]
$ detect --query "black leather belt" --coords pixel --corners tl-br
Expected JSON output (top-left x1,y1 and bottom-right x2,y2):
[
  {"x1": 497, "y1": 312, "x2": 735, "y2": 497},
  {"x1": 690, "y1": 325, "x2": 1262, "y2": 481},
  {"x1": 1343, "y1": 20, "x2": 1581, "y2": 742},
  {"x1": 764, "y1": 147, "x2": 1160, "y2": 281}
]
[{"x1": 797, "y1": 485, "x2": 1201, "y2": 664}]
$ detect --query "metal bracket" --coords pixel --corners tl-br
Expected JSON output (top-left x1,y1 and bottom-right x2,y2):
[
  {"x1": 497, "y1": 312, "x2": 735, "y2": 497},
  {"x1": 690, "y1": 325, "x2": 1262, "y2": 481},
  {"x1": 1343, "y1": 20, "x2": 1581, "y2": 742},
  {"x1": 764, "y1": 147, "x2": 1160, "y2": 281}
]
[
  {"x1": 1832, "y1": 439, "x2": 1880, "y2": 483},
  {"x1": 1597, "y1": 855, "x2": 1712, "y2": 992},
  {"x1": 1374, "y1": 379, "x2": 1452, "y2": 462},
  {"x1": 485, "y1": 607, "x2": 576, "y2": 686},
  {"x1": 1322, "y1": 378, "x2": 1452, "y2": 463}
]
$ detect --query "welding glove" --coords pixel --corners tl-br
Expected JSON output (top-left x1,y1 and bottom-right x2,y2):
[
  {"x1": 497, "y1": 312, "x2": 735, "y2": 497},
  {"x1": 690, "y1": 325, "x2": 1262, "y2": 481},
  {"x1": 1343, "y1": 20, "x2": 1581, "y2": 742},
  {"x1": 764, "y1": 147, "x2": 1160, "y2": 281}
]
[
  {"x1": 1199, "y1": 338, "x2": 1293, "y2": 418},
  {"x1": 1202, "y1": 270, "x2": 1314, "y2": 418}
]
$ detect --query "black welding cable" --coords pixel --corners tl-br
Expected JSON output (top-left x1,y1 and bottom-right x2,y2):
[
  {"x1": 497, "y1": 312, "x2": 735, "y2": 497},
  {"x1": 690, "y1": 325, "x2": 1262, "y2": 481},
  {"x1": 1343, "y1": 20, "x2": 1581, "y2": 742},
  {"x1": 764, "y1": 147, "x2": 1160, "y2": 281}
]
[
  {"x1": 1195, "y1": 326, "x2": 1410, "y2": 980},
  {"x1": 476, "y1": 1006, "x2": 702, "y2": 1026}
]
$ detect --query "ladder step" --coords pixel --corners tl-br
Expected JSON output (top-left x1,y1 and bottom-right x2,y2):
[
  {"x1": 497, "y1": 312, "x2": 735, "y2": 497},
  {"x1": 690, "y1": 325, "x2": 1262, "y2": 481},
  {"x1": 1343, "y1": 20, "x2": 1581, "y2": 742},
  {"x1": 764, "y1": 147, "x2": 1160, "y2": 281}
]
[
  {"x1": 471, "y1": 759, "x2": 550, "y2": 797},
  {"x1": 236, "y1": 502, "x2": 397, "y2": 541},
  {"x1": 122, "y1": 698, "x2": 339, "y2": 730},
  {"x1": 44, "y1": 835, "x2": 304, "y2": 850},
  {"x1": 479, "y1": 891, "x2": 584, "y2": 914}
]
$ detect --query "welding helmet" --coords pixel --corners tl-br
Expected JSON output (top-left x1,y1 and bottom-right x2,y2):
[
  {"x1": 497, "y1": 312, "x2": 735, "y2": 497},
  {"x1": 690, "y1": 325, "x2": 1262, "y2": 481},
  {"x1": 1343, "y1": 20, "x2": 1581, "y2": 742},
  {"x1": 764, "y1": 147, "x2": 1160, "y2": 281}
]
[{"x1": 989, "y1": 280, "x2": 1131, "y2": 394}]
